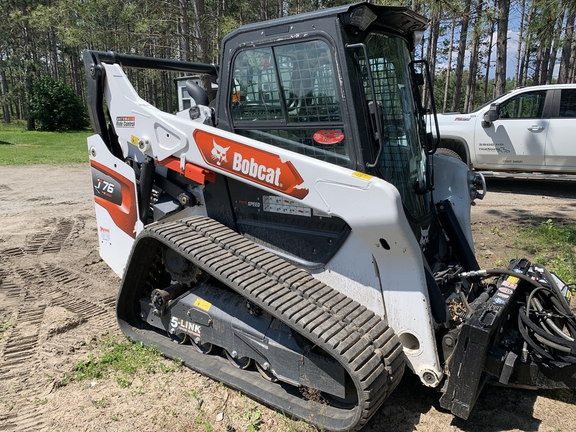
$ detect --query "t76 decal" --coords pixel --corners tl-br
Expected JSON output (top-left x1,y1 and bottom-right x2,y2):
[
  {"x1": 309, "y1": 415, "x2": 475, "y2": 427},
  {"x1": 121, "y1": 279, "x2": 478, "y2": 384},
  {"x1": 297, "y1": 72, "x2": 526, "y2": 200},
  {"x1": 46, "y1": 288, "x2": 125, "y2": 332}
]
[{"x1": 90, "y1": 160, "x2": 138, "y2": 239}]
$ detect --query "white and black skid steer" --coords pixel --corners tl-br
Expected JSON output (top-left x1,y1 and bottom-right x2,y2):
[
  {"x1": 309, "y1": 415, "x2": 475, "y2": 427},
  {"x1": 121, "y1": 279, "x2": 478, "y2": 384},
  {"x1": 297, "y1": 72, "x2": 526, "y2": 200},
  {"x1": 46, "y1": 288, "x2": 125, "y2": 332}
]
[{"x1": 82, "y1": 3, "x2": 576, "y2": 431}]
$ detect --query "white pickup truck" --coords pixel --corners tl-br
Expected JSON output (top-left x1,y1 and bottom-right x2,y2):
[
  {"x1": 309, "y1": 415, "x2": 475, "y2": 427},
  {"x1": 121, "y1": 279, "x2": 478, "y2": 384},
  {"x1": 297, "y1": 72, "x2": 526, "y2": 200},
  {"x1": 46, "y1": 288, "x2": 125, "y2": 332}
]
[{"x1": 429, "y1": 84, "x2": 576, "y2": 174}]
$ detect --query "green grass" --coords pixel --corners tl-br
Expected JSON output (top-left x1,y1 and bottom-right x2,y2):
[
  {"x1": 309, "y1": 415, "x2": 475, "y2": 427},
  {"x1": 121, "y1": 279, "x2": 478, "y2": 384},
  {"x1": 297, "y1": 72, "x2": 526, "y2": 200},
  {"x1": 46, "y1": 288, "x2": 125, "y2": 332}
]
[
  {"x1": 0, "y1": 320, "x2": 16, "y2": 339},
  {"x1": 517, "y1": 219, "x2": 576, "y2": 285},
  {"x1": 63, "y1": 336, "x2": 181, "y2": 388},
  {"x1": 244, "y1": 406, "x2": 263, "y2": 432},
  {"x1": 0, "y1": 122, "x2": 91, "y2": 165}
]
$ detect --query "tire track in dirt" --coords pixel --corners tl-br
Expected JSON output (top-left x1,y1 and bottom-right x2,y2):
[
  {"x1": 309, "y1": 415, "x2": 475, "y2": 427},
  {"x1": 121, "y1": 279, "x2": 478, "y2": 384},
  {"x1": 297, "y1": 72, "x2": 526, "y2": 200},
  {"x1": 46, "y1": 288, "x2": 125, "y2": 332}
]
[
  {"x1": 0, "y1": 287, "x2": 46, "y2": 432},
  {"x1": 0, "y1": 217, "x2": 117, "y2": 431}
]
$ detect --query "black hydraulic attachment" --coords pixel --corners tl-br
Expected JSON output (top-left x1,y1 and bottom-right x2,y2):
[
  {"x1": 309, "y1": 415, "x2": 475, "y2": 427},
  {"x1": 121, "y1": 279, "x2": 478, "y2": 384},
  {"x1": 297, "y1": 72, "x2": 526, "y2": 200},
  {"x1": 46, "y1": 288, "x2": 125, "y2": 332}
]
[{"x1": 440, "y1": 258, "x2": 576, "y2": 419}]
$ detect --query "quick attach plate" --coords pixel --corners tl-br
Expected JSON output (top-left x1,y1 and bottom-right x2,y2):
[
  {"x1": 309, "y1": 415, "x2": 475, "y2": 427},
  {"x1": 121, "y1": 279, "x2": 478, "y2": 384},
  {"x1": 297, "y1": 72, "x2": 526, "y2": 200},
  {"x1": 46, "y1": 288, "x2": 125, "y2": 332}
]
[{"x1": 439, "y1": 270, "x2": 524, "y2": 419}]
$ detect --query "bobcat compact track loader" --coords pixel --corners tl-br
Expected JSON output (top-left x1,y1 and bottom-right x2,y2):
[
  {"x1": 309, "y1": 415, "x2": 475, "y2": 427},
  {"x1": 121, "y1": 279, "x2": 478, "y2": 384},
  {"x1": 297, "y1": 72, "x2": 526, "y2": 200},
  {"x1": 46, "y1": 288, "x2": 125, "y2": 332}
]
[{"x1": 82, "y1": 3, "x2": 576, "y2": 430}]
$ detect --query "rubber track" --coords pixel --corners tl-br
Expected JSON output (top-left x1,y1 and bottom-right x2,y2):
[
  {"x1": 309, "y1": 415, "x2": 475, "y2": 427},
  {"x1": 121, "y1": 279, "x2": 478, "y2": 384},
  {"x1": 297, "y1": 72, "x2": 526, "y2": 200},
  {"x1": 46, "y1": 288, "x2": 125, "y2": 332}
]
[{"x1": 144, "y1": 216, "x2": 405, "y2": 431}]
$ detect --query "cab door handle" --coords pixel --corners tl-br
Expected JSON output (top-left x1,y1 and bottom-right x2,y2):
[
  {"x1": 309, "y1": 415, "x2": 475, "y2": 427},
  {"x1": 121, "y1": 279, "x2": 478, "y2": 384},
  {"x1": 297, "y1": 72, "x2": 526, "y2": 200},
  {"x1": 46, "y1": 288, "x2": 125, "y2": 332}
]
[{"x1": 527, "y1": 125, "x2": 544, "y2": 132}]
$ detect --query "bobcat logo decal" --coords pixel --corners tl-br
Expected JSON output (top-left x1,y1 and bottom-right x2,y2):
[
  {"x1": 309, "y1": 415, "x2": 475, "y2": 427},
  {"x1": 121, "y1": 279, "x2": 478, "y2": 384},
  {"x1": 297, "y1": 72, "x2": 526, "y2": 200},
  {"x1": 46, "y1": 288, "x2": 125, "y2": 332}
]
[
  {"x1": 211, "y1": 141, "x2": 229, "y2": 166},
  {"x1": 194, "y1": 129, "x2": 309, "y2": 199},
  {"x1": 420, "y1": 225, "x2": 430, "y2": 252}
]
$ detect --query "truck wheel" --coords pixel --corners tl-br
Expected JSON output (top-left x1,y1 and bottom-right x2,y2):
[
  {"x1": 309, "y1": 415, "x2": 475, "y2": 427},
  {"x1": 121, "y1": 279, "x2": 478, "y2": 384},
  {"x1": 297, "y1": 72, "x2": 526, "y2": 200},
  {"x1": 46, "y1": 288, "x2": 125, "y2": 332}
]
[{"x1": 436, "y1": 147, "x2": 463, "y2": 162}]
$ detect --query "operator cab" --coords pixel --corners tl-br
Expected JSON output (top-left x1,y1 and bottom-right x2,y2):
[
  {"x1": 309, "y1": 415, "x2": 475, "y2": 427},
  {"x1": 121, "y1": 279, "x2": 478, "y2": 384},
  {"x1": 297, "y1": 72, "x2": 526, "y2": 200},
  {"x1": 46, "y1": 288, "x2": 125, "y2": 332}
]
[{"x1": 202, "y1": 3, "x2": 441, "y2": 267}]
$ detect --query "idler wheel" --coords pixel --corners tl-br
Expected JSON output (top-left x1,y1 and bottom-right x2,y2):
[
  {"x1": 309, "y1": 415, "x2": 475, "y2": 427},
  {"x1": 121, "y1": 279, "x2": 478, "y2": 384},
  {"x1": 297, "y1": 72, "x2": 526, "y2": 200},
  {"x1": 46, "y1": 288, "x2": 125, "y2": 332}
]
[
  {"x1": 191, "y1": 339, "x2": 214, "y2": 354},
  {"x1": 168, "y1": 332, "x2": 189, "y2": 345},
  {"x1": 256, "y1": 362, "x2": 278, "y2": 382},
  {"x1": 224, "y1": 350, "x2": 252, "y2": 370}
]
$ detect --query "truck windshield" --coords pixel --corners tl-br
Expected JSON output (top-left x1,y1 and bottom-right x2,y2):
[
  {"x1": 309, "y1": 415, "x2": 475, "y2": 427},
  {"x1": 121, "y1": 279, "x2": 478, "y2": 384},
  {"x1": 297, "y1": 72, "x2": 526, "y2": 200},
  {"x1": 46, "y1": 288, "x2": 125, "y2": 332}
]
[{"x1": 360, "y1": 32, "x2": 430, "y2": 220}]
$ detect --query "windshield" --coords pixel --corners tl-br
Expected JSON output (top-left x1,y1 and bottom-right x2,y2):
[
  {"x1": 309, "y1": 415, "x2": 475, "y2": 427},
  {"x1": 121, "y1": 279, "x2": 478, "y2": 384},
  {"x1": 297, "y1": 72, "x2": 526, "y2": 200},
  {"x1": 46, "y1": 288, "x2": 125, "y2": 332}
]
[
  {"x1": 469, "y1": 89, "x2": 515, "y2": 113},
  {"x1": 361, "y1": 32, "x2": 430, "y2": 220},
  {"x1": 469, "y1": 95, "x2": 500, "y2": 113}
]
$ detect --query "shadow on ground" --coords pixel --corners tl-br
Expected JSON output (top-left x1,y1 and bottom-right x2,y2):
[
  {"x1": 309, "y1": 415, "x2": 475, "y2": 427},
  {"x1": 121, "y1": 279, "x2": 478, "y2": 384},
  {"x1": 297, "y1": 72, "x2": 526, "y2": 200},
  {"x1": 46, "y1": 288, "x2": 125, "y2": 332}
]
[
  {"x1": 486, "y1": 178, "x2": 576, "y2": 199},
  {"x1": 364, "y1": 371, "x2": 545, "y2": 432}
]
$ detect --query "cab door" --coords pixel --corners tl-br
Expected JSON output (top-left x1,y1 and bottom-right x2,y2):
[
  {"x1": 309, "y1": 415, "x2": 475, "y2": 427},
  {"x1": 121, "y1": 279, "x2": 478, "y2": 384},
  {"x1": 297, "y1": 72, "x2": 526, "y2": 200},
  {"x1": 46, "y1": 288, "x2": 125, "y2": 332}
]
[
  {"x1": 474, "y1": 90, "x2": 549, "y2": 170},
  {"x1": 217, "y1": 39, "x2": 353, "y2": 267},
  {"x1": 545, "y1": 88, "x2": 576, "y2": 171}
]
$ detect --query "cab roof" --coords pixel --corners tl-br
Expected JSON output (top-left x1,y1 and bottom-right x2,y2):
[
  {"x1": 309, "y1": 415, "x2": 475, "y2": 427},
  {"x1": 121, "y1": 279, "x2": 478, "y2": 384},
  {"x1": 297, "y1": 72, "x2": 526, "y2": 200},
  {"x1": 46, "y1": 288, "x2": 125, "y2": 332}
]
[{"x1": 222, "y1": 2, "x2": 428, "y2": 50}]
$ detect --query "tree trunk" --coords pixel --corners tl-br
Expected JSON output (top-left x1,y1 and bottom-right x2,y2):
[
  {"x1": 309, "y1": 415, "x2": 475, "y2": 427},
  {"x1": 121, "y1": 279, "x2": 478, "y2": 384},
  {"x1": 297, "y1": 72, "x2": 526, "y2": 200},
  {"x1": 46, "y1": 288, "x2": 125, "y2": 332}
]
[
  {"x1": 451, "y1": 0, "x2": 471, "y2": 112},
  {"x1": 442, "y1": 19, "x2": 456, "y2": 113},
  {"x1": 546, "y1": 44, "x2": 557, "y2": 84},
  {"x1": 570, "y1": 38, "x2": 576, "y2": 83},
  {"x1": 423, "y1": 12, "x2": 440, "y2": 110},
  {"x1": 49, "y1": 26, "x2": 59, "y2": 81},
  {"x1": 533, "y1": 45, "x2": 543, "y2": 86},
  {"x1": 540, "y1": 46, "x2": 551, "y2": 84},
  {"x1": 518, "y1": 4, "x2": 534, "y2": 87},
  {"x1": 558, "y1": 6, "x2": 575, "y2": 83},
  {"x1": 70, "y1": 51, "x2": 83, "y2": 99},
  {"x1": 521, "y1": 48, "x2": 532, "y2": 87},
  {"x1": 494, "y1": 0, "x2": 510, "y2": 96},
  {"x1": 514, "y1": 0, "x2": 526, "y2": 87},
  {"x1": 465, "y1": 0, "x2": 483, "y2": 113},
  {"x1": 0, "y1": 69, "x2": 10, "y2": 124},
  {"x1": 26, "y1": 71, "x2": 34, "y2": 130},
  {"x1": 259, "y1": 0, "x2": 268, "y2": 21},
  {"x1": 11, "y1": 67, "x2": 22, "y2": 120},
  {"x1": 464, "y1": 38, "x2": 480, "y2": 113},
  {"x1": 179, "y1": 0, "x2": 190, "y2": 61},
  {"x1": 192, "y1": 0, "x2": 210, "y2": 63},
  {"x1": 483, "y1": 20, "x2": 495, "y2": 102},
  {"x1": 429, "y1": 15, "x2": 440, "y2": 109}
]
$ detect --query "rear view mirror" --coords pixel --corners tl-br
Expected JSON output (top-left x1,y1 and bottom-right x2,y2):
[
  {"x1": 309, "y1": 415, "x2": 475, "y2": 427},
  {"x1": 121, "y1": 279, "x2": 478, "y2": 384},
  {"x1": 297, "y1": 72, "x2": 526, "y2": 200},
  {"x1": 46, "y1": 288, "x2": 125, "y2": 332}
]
[
  {"x1": 186, "y1": 80, "x2": 209, "y2": 106},
  {"x1": 414, "y1": 72, "x2": 425, "y2": 87},
  {"x1": 482, "y1": 103, "x2": 499, "y2": 127}
]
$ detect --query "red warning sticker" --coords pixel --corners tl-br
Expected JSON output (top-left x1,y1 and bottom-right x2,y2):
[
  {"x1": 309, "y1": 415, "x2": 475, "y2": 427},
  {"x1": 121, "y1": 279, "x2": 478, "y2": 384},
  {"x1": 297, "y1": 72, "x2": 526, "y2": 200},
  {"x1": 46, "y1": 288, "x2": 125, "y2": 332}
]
[{"x1": 313, "y1": 130, "x2": 344, "y2": 145}]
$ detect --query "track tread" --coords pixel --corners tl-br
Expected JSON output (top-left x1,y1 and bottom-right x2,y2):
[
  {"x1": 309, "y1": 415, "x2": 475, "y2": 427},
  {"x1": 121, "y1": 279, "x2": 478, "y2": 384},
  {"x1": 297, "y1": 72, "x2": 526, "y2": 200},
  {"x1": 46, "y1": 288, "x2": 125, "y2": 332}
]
[{"x1": 131, "y1": 216, "x2": 406, "y2": 431}]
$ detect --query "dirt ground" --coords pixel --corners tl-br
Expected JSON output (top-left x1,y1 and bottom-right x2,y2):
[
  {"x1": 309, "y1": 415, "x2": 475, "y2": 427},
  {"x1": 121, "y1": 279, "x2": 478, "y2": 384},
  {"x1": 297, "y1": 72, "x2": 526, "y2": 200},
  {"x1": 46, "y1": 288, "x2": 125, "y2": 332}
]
[{"x1": 1, "y1": 164, "x2": 575, "y2": 432}]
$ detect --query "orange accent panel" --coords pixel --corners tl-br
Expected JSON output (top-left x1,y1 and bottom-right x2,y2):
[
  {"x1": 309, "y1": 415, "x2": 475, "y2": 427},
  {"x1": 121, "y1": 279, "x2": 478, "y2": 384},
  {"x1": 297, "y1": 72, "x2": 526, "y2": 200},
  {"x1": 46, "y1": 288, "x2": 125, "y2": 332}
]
[
  {"x1": 90, "y1": 160, "x2": 138, "y2": 239},
  {"x1": 158, "y1": 157, "x2": 216, "y2": 184}
]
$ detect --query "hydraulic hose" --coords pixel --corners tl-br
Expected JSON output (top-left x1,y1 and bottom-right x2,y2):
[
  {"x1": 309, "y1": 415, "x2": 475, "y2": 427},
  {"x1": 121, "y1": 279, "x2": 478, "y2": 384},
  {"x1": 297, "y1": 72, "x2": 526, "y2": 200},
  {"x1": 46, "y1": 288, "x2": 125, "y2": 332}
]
[
  {"x1": 518, "y1": 307, "x2": 576, "y2": 350},
  {"x1": 460, "y1": 267, "x2": 576, "y2": 363},
  {"x1": 459, "y1": 268, "x2": 545, "y2": 289},
  {"x1": 532, "y1": 297, "x2": 574, "y2": 341}
]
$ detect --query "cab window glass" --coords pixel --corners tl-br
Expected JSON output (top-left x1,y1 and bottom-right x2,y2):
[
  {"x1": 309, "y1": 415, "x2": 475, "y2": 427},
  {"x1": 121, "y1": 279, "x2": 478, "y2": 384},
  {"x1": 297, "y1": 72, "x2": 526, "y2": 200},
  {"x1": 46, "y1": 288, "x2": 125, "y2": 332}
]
[
  {"x1": 499, "y1": 91, "x2": 545, "y2": 119},
  {"x1": 231, "y1": 48, "x2": 282, "y2": 121},
  {"x1": 559, "y1": 89, "x2": 576, "y2": 118},
  {"x1": 230, "y1": 41, "x2": 350, "y2": 168},
  {"x1": 274, "y1": 43, "x2": 341, "y2": 124},
  {"x1": 358, "y1": 32, "x2": 430, "y2": 220}
]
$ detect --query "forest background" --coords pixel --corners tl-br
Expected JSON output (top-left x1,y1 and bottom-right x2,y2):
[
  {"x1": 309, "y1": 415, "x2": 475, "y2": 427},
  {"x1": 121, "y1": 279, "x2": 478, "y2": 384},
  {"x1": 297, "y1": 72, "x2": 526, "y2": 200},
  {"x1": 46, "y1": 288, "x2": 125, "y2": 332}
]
[{"x1": 1, "y1": 0, "x2": 575, "y2": 128}]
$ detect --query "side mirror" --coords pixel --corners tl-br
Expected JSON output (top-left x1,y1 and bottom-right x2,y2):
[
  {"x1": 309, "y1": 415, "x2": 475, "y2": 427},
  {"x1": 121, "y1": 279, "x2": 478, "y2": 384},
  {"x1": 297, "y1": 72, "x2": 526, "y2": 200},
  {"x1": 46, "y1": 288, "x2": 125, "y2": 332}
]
[
  {"x1": 414, "y1": 72, "x2": 425, "y2": 87},
  {"x1": 185, "y1": 80, "x2": 209, "y2": 107},
  {"x1": 425, "y1": 131, "x2": 434, "y2": 152},
  {"x1": 482, "y1": 103, "x2": 499, "y2": 127}
]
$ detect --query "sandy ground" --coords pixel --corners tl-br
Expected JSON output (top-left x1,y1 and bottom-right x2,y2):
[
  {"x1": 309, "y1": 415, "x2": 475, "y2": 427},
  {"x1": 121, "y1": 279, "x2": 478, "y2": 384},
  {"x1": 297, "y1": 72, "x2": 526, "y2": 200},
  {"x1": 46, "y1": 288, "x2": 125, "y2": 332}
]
[{"x1": 1, "y1": 164, "x2": 575, "y2": 431}]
